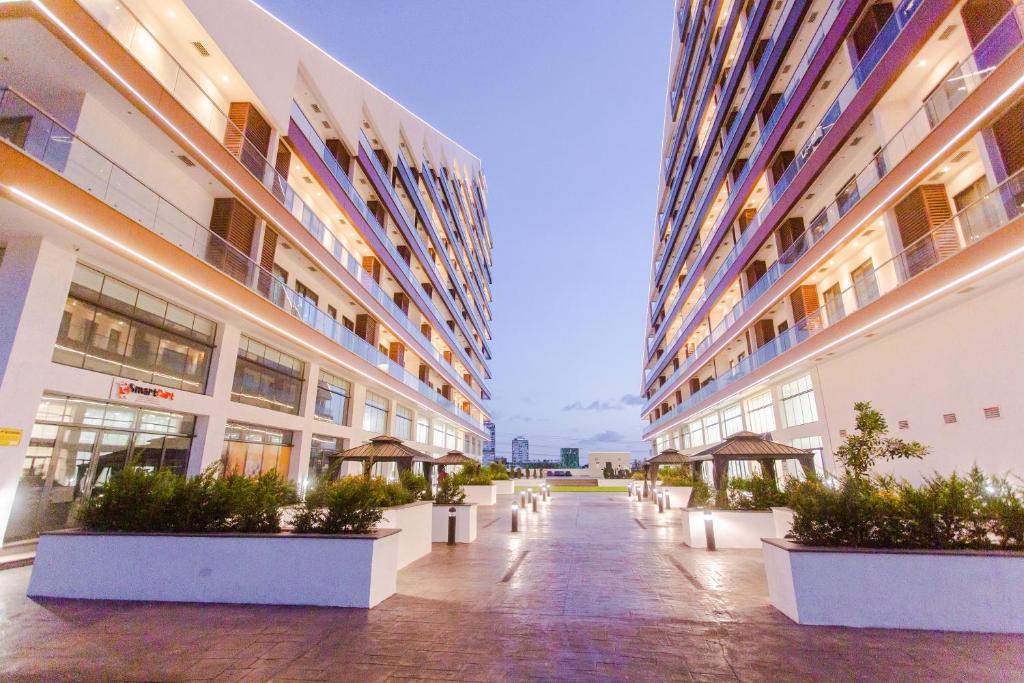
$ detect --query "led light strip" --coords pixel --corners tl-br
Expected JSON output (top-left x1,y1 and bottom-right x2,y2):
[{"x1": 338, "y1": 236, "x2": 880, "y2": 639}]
[
  {"x1": 6, "y1": 185, "x2": 487, "y2": 438},
  {"x1": 646, "y1": 68, "x2": 1024, "y2": 416},
  {"x1": 28, "y1": 0, "x2": 488, "y2": 417},
  {"x1": 645, "y1": 238, "x2": 1024, "y2": 440}
]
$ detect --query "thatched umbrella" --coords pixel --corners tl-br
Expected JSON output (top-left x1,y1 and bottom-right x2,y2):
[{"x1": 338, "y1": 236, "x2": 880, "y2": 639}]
[
  {"x1": 688, "y1": 431, "x2": 814, "y2": 491},
  {"x1": 644, "y1": 448, "x2": 688, "y2": 496}
]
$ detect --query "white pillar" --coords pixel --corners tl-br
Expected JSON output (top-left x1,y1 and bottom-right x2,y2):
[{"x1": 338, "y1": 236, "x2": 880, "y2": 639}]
[
  {"x1": 189, "y1": 323, "x2": 242, "y2": 476},
  {"x1": 0, "y1": 237, "x2": 77, "y2": 542}
]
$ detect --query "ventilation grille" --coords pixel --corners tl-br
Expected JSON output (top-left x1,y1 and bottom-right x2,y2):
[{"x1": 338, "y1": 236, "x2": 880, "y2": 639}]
[
  {"x1": 796, "y1": 120, "x2": 805, "y2": 129},
  {"x1": 938, "y1": 25, "x2": 956, "y2": 41},
  {"x1": 302, "y1": 176, "x2": 313, "y2": 184},
  {"x1": 191, "y1": 41, "x2": 210, "y2": 57},
  {"x1": 807, "y1": 11, "x2": 818, "y2": 22},
  {"x1": 850, "y1": 136, "x2": 862, "y2": 146},
  {"x1": 176, "y1": 155, "x2": 196, "y2": 167},
  {"x1": 898, "y1": 420, "x2": 909, "y2": 430},
  {"x1": 984, "y1": 406, "x2": 1001, "y2": 419},
  {"x1": 781, "y1": 64, "x2": 791, "y2": 74},
  {"x1": 839, "y1": 429, "x2": 848, "y2": 438},
  {"x1": 943, "y1": 413, "x2": 958, "y2": 424},
  {"x1": 321, "y1": 120, "x2": 331, "y2": 129},
  {"x1": 310, "y1": 103, "x2": 321, "y2": 113},
  {"x1": 951, "y1": 150, "x2": 970, "y2": 162},
  {"x1": 820, "y1": 80, "x2": 831, "y2": 90}
]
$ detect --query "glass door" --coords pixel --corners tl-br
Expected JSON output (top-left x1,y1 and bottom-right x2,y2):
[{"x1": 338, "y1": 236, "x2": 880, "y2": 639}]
[{"x1": 37, "y1": 427, "x2": 99, "y2": 533}]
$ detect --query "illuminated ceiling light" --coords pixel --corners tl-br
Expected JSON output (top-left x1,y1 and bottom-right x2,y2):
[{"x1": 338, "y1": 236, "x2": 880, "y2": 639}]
[{"x1": 918, "y1": 59, "x2": 927, "y2": 67}]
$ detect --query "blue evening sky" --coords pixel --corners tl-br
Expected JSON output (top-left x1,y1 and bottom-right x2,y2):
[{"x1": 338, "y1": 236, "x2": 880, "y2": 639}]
[{"x1": 259, "y1": 0, "x2": 672, "y2": 463}]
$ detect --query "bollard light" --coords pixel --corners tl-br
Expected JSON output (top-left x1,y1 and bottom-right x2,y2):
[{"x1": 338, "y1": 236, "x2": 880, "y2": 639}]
[
  {"x1": 511, "y1": 504, "x2": 519, "y2": 532},
  {"x1": 657, "y1": 491, "x2": 664, "y2": 514},
  {"x1": 520, "y1": 491, "x2": 527, "y2": 508},
  {"x1": 532, "y1": 495, "x2": 538, "y2": 513},
  {"x1": 665, "y1": 492, "x2": 671, "y2": 510},
  {"x1": 447, "y1": 506, "x2": 457, "y2": 545},
  {"x1": 704, "y1": 508, "x2": 716, "y2": 551}
]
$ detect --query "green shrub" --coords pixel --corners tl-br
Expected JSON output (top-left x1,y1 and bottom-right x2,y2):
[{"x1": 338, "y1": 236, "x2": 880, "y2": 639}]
[
  {"x1": 486, "y1": 462, "x2": 510, "y2": 480},
  {"x1": 458, "y1": 461, "x2": 493, "y2": 486},
  {"x1": 400, "y1": 471, "x2": 431, "y2": 500},
  {"x1": 378, "y1": 478, "x2": 417, "y2": 507},
  {"x1": 689, "y1": 478, "x2": 712, "y2": 507},
  {"x1": 726, "y1": 475, "x2": 789, "y2": 510},
  {"x1": 631, "y1": 471, "x2": 645, "y2": 481},
  {"x1": 434, "y1": 475, "x2": 466, "y2": 505},
  {"x1": 292, "y1": 477, "x2": 384, "y2": 534},
  {"x1": 77, "y1": 465, "x2": 294, "y2": 533}
]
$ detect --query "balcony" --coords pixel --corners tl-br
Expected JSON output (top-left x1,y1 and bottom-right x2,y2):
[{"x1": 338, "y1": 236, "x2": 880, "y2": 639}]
[
  {"x1": 643, "y1": 1, "x2": 1024, "y2": 410},
  {"x1": 645, "y1": 165, "x2": 1024, "y2": 436},
  {"x1": 0, "y1": 85, "x2": 480, "y2": 428}
]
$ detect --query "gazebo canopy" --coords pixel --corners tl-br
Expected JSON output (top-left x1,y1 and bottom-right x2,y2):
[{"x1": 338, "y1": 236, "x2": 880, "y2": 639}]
[
  {"x1": 686, "y1": 431, "x2": 814, "y2": 489},
  {"x1": 335, "y1": 436, "x2": 433, "y2": 464},
  {"x1": 431, "y1": 451, "x2": 477, "y2": 466},
  {"x1": 646, "y1": 448, "x2": 689, "y2": 466}
]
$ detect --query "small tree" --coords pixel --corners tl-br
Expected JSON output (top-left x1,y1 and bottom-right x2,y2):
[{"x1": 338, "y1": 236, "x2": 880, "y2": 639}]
[
  {"x1": 834, "y1": 401, "x2": 927, "y2": 479},
  {"x1": 602, "y1": 462, "x2": 614, "y2": 479}
]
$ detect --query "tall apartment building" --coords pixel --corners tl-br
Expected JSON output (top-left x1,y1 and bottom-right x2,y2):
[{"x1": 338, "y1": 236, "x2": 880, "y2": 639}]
[
  {"x1": 482, "y1": 420, "x2": 496, "y2": 464},
  {"x1": 0, "y1": 0, "x2": 494, "y2": 543},
  {"x1": 511, "y1": 436, "x2": 529, "y2": 466},
  {"x1": 642, "y1": 0, "x2": 1024, "y2": 482}
]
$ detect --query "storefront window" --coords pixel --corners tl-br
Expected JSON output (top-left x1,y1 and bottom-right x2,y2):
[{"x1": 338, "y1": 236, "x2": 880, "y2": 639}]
[
  {"x1": 308, "y1": 434, "x2": 347, "y2": 481},
  {"x1": 314, "y1": 370, "x2": 350, "y2": 425},
  {"x1": 231, "y1": 336, "x2": 305, "y2": 415},
  {"x1": 53, "y1": 263, "x2": 216, "y2": 392},
  {"x1": 222, "y1": 422, "x2": 293, "y2": 478}
]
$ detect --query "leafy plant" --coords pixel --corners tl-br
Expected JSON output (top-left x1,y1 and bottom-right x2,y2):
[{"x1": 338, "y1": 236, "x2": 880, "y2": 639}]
[
  {"x1": 726, "y1": 475, "x2": 789, "y2": 511},
  {"x1": 292, "y1": 477, "x2": 384, "y2": 534},
  {"x1": 400, "y1": 470, "x2": 431, "y2": 500},
  {"x1": 434, "y1": 475, "x2": 466, "y2": 505},
  {"x1": 603, "y1": 463, "x2": 614, "y2": 479},
  {"x1": 631, "y1": 471, "x2": 646, "y2": 481},
  {"x1": 834, "y1": 401, "x2": 927, "y2": 479},
  {"x1": 458, "y1": 461, "x2": 493, "y2": 486},
  {"x1": 486, "y1": 462, "x2": 510, "y2": 480}
]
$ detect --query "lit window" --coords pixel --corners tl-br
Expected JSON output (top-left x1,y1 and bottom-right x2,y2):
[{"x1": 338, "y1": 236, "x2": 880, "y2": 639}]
[
  {"x1": 703, "y1": 413, "x2": 721, "y2": 444},
  {"x1": 722, "y1": 403, "x2": 743, "y2": 436},
  {"x1": 745, "y1": 392, "x2": 776, "y2": 433},
  {"x1": 687, "y1": 420, "x2": 704, "y2": 448},
  {"x1": 393, "y1": 405, "x2": 412, "y2": 440},
  {"x1": 790, "y1": 435, "x2": 825, "y2": 476},
  {"x1": 362, "y1": 391, "x2": 390, "y2": 433},
  {"x1": 780, "y1": 375, "x2": 818, "y2": 427},
  {"x1": 416, "y1": 416, "x2": 430, "y2": 443}
]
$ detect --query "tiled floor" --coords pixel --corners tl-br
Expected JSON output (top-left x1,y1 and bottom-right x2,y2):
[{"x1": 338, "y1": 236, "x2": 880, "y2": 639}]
[{"x1": 1, "y1": 492, "x2": 1023, "y2": 681}]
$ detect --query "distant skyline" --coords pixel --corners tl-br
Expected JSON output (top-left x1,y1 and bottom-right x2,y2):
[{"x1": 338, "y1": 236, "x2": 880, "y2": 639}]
[{"x1": 259, "y1": 1, "x2": 672, "y2": 462}]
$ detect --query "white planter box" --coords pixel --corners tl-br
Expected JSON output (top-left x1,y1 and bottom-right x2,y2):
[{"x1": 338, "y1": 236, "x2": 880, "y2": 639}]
[
  {"x1": 771, "y1": 507, "x2": 795, "y2": 538},
  {"x1": 596, "y1": 479, "x2": 632, "y2": 488},
  {"x1": 493, "y1": 480, "x2": 515, "y2": 496},
  {"x1": 432, "y1": 504, "x2": 478, "y2": 543},
  {"x1": 660, "y1": 486, "x2": 692, "y2": 508},
  {"x1": 28, "y1": 529, "x2": 400, "y2": 608},
  {"x1": 379, "y1": 500, "x2": 433, "y2": 569},
  {"x1": 762, "y1": 539, "x2": 1024, "y2": 633},
  {"x1": 679, "y1": 509, "x2": 776, "y2": 548},
  {"x1": 463, "y1": 484, "x2": 497, "y2": 506}
]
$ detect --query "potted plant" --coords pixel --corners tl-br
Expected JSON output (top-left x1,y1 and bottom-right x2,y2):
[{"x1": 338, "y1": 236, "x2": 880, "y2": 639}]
[
  {"x1": 29, "y1": 466, "x2": 401, "y2": 608},
  {"x1": 430, "y1": 474, "x2": 477, "y2": 543},
  {"x1": 762, "y1": 402, "x2": 1024, "y2": 632},
  {"x1": 457, "y1": 462, "x2": 498, "y2": 506},
  {"x1": 487, "y1": 462, "x2": 515, "y2": 495},
  {"x1": 677, "y1": 474, "x2": 787, "y2": 549}
]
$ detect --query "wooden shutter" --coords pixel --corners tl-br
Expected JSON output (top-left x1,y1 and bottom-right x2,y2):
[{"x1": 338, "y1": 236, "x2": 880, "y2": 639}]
[
  {"x1": 894, "y1": 184, "x2": 954, "y2": 277},
  {"x1": 256, "y1": 228, "x2": 277, "y2": 296},
  {"x1": 960, "y1": 0, "x2": 1013, "y2": 48},
  {"x1": 418, "y1": 364, "x2": 430, "y2": 383},
  {"x1": 388, "y1": 342, "x2": 405, "y2": 367},
  {"x1": 759, "y1": 93, "x2": 782, "y2": 126},
  {"x1": 355, "y1": 314, "x2": 378, "y2": 346},
  {"x1": 441, "y1": 384, "x2": 453, "y2": 400},
  {"x1": 745, "y1": 260, "x2": 767, "y2": 289},
  {"x1": 367, "y1": 200, "x2": 386, "y2": 226},
  {"x1": 851, "y1": 3, "x2": 894, "y2": 62},
  {"x1": 737, "y1": 207, "x2": 757, "y2": 233},
  {"x1": 361, "y1": 256, "x2": 381, "y2": 283},
  {"x1": 208, "y1": 198, "x2": 256, "y2": 282},
  {"x1": 992, "y1": 98, "x2": 1024, "y2": 177},
  {"x1": 443, "y1": 349, "x2": 453, "y2": 364},
  {"x1": 731, "y1": 158, "x2": 748, "y2": 182},
  {"x1": 422, "y1": 282, "x2": 434, "y2": 298},
  {"x1": 688, "y1": 377, "x2": 701, "y2": 395},
  {"x1": 420, "y1": 323, "x2": 432, "y2": 340},
  {"x1": 393, "y1": 292, "x2": 410, "y2": 315},
  {"x1": 770, "y1": 150, "x2": 795, "y2": 186},
  {"x1": 790, "y1": 285, "x2": 820, "y2": 329},
  {"x1": 778, "y1": 217, "x2": 807, "y2": 262},
  {"x1": 325, "y1": 138, "x2": 352, "y2": 175},
  {"x1": 225, "y1": 102, "x2": 271, "y2": 179},
  {"x1": 753, "y1": 318, "x2": 776, "y2": 348},
  {"x1": 396, "y1": 245, "x2": 412, "y2": 265}
]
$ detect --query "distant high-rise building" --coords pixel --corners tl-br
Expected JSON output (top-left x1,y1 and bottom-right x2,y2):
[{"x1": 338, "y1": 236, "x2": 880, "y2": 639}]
[
  {"x1": 559, "y1": 447, "x2": 580, "y2": 468},
  {"x1": 483, "y1": 421, "x2": 496, "y2": 464},
  {"x1": 511, "y1": 436, "x2": 529, "y2": 466},
  {"x1": 642, "y1": 0, "x2": 1024, "y2": 481}
]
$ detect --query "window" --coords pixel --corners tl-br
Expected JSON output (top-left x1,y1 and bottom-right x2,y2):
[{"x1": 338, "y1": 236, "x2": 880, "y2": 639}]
[
  {"x1": 393, "y1": 405, "x2": 412, "y2": 440},
  {"x1": 295, "y1": 280, "x2": 318, "y2": 306},
  {"x1": 314, "y1": 370, "x2": 350, "y2": 425},
  {"x1": 231, "y1": 337, "x2": 305, "y2": 414},
  {"x1": 780, "y1": 375, "x2": 818, "y2": 427},
  {"x1": 362, "y1": 391, "x2": 389, "y2": 433},
  {"x1": 445, "y1": 424, "x2": 457, "y2": 450},
  {"x1": 745, "y1": 392, "x2": 776, "y2": 433},
  {"x1": 308, "y1": 434, "x2": 347, "y2": 481},
  {"x1": 722, "y1": 404, "x2": 743, "y2": 436},
  {"x1": 789, "y1": 436, "x2": 825, "y2": 476},
  {"x1": 823, "y1": 282, "x2": 845, "y2": 324},
  {"x1": 702, "y1": 413, "x2": 721, "y2": 444},
  {"x1": 53, "y1": 263, "x2": 216, "y2": 392},
  {"x1": 416, "y1": 416, "x2": 430, "y2": 443},
  {"x1": 222, "y1": 422, "x2": 293, "y2": 478},
  {"x1": 851, "y1": 259, "x2": 879, "y2": 308},
  {"x1": 687, "y1": 420, "x2": 705, "y2": 448},
  {"x1": 433, "y1": 422, "x2": 445, "y2": 447}
]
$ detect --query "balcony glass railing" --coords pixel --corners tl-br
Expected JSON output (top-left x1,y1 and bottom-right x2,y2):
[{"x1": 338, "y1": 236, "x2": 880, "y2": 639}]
[
  {"x1": 647, "y1": 166, "x2": 1024, "y2": 433},
  {"x1": 644, "y1": 4, "x2": 1024, "y2": 406},
  {"x1": 653, "y1": 0, "x2": 910, "y2": 315},
  {"x1": 0, "y1": 85, "x2": 477, "y2": 425},
  {"x1": 289, "y1": 104, "x2": 486, "y2": 387},
  {"x1": 76, "y1": 0, "x2": 485, "y2": 403}
]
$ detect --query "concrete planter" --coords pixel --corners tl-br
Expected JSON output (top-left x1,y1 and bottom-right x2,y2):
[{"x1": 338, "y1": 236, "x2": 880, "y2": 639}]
[
  {"x1": 661, "y1": 486, "x2": 693, "y2": 508},
  {"x1": 28, "y1": 529, "x2": 400, "y2": 607},
  {"x1": 379, "y1": 500, "x2": 433, "y2": 569},
  {"x1": 762, "y1": 539, "x2": 1024, "y2": 632},
  {"x1": 679, "y1": 508, "x2": 776, "y2": 549},
  {"x1": 432, "y1": 503, "x2": 478, "y2": 543},
  {"x1": 463, "y1": 484, "x2": 497, "y2": 506},
  {"x1": 771, "y1": 507, "x2": 795, "y2": 538},
  {"x1": 492, "y1": 479, "x2": 515, "y2": 495}
]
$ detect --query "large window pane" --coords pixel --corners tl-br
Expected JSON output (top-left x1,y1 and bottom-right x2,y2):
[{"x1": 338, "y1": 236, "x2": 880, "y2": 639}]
[
  {"x1": 231, "y1": 337, "x2": 305, "y2": 415},
  {"x1": 362, "y1": 391, "x2": 389, "y2": 433}
]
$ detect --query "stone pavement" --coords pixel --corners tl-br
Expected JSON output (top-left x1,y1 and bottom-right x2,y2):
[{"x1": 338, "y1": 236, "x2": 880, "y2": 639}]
[{"x1": 1, "y1": 492, "x2": 1023, "y2": 682}]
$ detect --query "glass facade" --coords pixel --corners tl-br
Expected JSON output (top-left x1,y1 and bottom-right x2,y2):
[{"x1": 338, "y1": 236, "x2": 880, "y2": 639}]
[
  {"x1": 314, "y1": 370, "x2": 350, "y2": 425},
  {"x1": 53, "y1": 263, "x2": 216, "y2": 392},
  {"x1": 416, "y1": 416, "x2": 430, "y2": 443},
  {"x1": 393, "y1": 404, "x2": 412, "y2": 440},
  {"x1": 362, "y1": 391, "x2": 389, "y2": 433},
  {"x1": 231, "y1": 336, "x2": 305, "y2": 414},
  {"x1": 222, "y1": 422, "x2": 293, "y2": 477},
  {"x1": 308, "y1": 433, "x2": 347, "y2": 481},
  {"x1": 4, "y1": 394, "x2": 195, "y2": 543},
  {"x1": 745, "y1": 392, "x2": 776, "y2": 433},
  {"x1": 780, "y1": 375, "x2": 818, "y2": 427}
]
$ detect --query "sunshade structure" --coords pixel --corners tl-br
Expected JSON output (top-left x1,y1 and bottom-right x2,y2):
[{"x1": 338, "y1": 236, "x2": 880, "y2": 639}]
[
  {"x1": 644, "y1": 448, "x2": 688, "y2": 496},
  {"x1": 426, "y1": 450, "x2": 477, "y2": 485},
  {"x1": 334, "y1": 436, "x2": 433, "y2": 480},
  {"x1": 687, "y1": 431, "x2": 814, "y2": 490}
]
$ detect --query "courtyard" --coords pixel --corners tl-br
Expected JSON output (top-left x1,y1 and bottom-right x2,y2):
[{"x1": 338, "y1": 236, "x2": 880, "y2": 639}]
[{"x1": 1, "y1": 492, "x2": 1022, "y2": 681}]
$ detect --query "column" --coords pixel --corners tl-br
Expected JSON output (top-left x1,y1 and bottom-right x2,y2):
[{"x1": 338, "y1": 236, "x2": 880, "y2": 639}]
[
  {"x1": 0, "y1": 237, "x2": 77, "y2": 541},
  {"x1": 190, "y1": 323, "x2": 242, "y2": 476}
]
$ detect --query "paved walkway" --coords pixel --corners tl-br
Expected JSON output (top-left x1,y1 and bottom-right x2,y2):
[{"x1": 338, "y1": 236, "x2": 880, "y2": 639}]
[{"x1": 1, "y1": 493, "x2": 1023, "y2": 681}]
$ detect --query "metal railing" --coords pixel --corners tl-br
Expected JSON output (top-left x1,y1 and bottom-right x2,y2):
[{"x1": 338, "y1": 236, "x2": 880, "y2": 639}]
[{"x1": 0, "y1": 85, "x2": 479, "y2": 426}]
